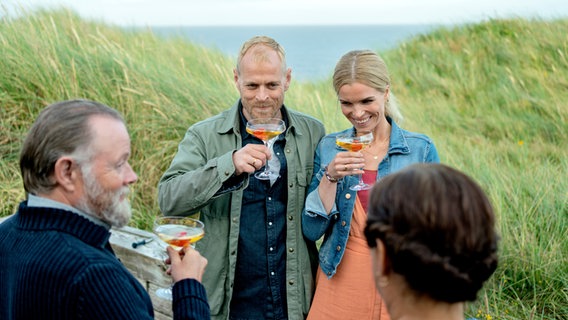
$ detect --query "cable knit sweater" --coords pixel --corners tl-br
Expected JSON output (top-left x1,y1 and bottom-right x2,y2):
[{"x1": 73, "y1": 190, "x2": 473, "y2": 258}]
[{"x1": 0, "y1": 201, "x2": 210, "y2": 320}]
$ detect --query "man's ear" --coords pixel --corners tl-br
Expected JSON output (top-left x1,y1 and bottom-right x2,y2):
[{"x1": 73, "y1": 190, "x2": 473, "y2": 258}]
[
  {"x1": 53, "y1": 157, "x2": 80, "y2": 193},
  {"x1": 233, "y1": 68, "x2": 240, "y2": 86},
  {"x1": 284, "y1": 68, "x2": 291, "y2": 91}
]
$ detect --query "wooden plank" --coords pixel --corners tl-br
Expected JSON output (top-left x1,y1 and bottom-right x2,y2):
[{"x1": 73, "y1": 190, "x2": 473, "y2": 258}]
[
  {"x1": 110, "y1": 226, "x2": 174, "y2": 319},
  {"x1": 110, "y1": 226, "x2": 171, "y2": 286}
]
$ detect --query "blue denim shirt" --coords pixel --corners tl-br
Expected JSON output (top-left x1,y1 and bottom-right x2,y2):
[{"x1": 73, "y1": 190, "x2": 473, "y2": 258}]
[{"x1": 302, "y1": 118, "x2": 440, "y2": 278}]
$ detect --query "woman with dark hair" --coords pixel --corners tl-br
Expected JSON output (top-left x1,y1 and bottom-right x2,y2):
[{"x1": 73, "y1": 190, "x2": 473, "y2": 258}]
[{"x1": 365, "y1": 163, "x2": 499, "y2": 320}]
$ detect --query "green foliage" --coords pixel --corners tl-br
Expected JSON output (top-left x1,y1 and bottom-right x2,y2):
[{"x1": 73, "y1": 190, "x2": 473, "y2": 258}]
[
  {"x1": 0, "y1": 8, "x2": 238, "y2": 228},
  {"x1": 383, "y1": 18, "x2": 568, "y2": 319},
  {"x1": 0, "y1": 9, "x2": 566, "y2": 319}
]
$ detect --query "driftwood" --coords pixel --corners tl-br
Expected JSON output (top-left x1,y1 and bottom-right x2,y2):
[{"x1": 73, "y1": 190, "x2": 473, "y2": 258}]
[
  {"x1": 110, "y1": 225, "x2": 174, "y2": 319},
  {"x1": 0, "y1": 216, "x2": 174, "y2": 320}
]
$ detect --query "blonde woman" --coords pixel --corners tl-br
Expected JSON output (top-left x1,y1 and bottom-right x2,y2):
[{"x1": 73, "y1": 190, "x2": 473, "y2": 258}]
[{"x1": 302, "y1": 50, "x2": 439, "y2": 319}]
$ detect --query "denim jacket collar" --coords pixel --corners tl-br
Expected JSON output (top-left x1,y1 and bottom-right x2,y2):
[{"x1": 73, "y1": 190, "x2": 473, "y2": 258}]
[{"x1": 387, "y1": 117, "x2": 411, "y2": 154}]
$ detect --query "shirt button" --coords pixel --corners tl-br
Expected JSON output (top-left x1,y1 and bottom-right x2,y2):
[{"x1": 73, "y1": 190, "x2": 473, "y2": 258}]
[
  {"x1": 288, "y1": 280, "x2": 295, "y2": 285},
  {"x1": 289, "y1": 183, "x2": 294, "y2": 187},
  {"x1": 268, "y1": 222, "x2": 273, "y2": 226},
  {"x1": 288, "y1": 248, "x2": 294, "y2": 253},
  {"x1": 271, "y1": 272, "x2": 275, "y2": 276},
  {"x1": 327, "y1": 271, "x2": 332, "y2": 276},
  {"x1": 232, "y1": 217, "x2": 237, "y2": 222},
  {"x1": 341, "y1": 221, "x2": 346, "y2": 227},
  {"x1": 268, "y1": 197, "x2": 272, "y2": 201},
  {"x1": 231, "y1": 250, "x2": 236, "y2": 255},
  {"x1": 336, "y1": 245, "x2": 341, "y2": 251},
  {"x1": 345, "y1": 193, "x2": 352, "y2": 199},
  {"x1": 286, "y1": 149, "x2": 291, "y2": 153},
  {"x1": 288, "y1": 215, "x2": 293, "y2": 221},
  {"x1": 270, "y1": 247, "x2": 274, "y2": 251}
]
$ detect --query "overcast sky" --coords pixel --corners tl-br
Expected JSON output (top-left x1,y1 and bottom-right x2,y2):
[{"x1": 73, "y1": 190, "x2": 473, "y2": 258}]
[{"x1": 4, "y1": 0, "x2": 568, "y2": 26}]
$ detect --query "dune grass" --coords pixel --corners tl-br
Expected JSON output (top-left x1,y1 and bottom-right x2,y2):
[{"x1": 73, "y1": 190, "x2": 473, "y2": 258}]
[{"x1": 0, "y1": 8, "x2": 566, "y2": 319}]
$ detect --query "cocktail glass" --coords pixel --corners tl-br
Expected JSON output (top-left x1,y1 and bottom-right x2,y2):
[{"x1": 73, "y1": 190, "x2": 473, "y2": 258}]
[
  {"x1": 335, "y1": 131, "x2": 374, "y2": 191},
  {"x1": 152, "y1": 216, "x2": 205, "y2": 300},
  {"x1": 245, "y1": 118, "x2": 286, "y2": 180}
]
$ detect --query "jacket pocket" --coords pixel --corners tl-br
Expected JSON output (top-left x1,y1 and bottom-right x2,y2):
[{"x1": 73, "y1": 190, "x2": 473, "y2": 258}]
[{"x1": 295, "y1": 170, "x2": 311, "y2": 205}]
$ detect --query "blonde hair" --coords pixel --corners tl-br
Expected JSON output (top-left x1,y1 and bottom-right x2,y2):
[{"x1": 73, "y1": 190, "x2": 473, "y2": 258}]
[
  {"x1": 236, "y1": 35, "x2": 287, "y2": 75},
  {"x1": 333, "y1": 50, "x2": 403, "y2": 123}
]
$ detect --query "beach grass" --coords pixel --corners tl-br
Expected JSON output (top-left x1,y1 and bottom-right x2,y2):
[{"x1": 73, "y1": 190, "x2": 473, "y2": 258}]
[{"x1": 1, "y1": 8, "x2": 566, "y2": 319}]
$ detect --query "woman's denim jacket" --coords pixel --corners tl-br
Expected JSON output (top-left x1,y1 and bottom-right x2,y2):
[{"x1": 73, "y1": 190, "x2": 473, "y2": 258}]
[{"x1": 302, "y1": 117, "x2": 440, "y2": 278}]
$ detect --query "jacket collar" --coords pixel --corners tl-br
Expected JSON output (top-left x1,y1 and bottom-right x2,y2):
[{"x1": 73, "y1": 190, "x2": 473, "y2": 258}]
[
  {"x1": 387, "y1": 117, "x2": 411, "y2": 154},
  {"x1": 15, "y1": 201, "x2": 112, "y2": 249},
  {"x1": 216, "y1": 100, "x2": 241, "y2": 134}
]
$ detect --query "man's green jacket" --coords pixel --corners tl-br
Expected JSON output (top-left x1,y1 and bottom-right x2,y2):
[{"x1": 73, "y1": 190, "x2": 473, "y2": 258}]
[{"x1": 158, "y1": 101, "x2": 325, "y2": 320}]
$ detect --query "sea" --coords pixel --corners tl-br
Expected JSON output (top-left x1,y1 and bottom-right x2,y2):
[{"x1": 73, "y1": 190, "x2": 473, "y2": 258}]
[{"x1": 149, "y1": 24, "x2": 440, "y2": 82}]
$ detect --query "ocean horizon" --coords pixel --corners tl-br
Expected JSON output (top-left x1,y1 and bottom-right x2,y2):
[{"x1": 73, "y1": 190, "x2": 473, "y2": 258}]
[{"x1": 148, "y1": 24, "x2": 440, "y2": 81}]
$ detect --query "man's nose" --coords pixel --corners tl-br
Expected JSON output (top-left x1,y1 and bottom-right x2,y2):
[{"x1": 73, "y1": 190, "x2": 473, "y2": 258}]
[
  {"x1": 256, "y1": 87, "x2": 269, "y2": 101},
  {"x1": 125, "y1": 162, "x2": 138, "y2": 185}
]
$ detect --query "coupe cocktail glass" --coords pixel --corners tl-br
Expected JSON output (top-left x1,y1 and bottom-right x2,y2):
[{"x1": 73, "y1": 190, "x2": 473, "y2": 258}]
[
  {"x1": 152, "y1": 216, "x2": 205, "y2": 300},
  {"x1": 246, "y1": 118, "x2": 286, "y2": 180},
  {"x1": 335, "y1": 131, "x2": 374, "y2": 191}
]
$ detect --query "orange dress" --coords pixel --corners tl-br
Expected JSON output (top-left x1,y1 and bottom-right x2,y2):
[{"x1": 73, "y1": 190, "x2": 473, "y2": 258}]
[{"x1": 307, "y1": 193, "x2": 390, "y2": 320}]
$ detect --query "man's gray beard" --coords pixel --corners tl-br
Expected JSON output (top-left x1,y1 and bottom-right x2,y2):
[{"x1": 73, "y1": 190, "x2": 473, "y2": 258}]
[{"x1": 75, "y1": 164, "x2": 132, "y2": 228}]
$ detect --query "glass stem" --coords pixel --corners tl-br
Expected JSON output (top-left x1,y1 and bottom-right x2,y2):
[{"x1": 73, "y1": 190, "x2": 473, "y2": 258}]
[{"x1": 264, "y1": 142, "x2": 271, "y2": 172}]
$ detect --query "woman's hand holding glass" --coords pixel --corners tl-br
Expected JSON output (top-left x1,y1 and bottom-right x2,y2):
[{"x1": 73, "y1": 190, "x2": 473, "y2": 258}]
[
  {"x1": 325, "y1": 150, "x2": 365, "y2": 180},
  {"x1": 331, "y1": 131, "x2": 374, "y2": 190}
]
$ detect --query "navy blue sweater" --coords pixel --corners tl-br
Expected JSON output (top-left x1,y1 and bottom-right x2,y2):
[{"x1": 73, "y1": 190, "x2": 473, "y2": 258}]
[{"x1": 0, "y1": 201, "x2": 210, "y2": 320}]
